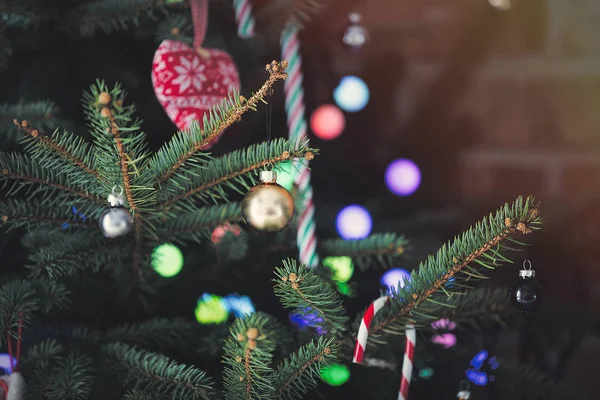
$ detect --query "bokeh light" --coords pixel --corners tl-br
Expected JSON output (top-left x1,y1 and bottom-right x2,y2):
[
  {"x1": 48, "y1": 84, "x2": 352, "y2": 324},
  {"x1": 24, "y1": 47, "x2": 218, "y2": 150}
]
[
  {"x1": 336, "y1": 205, "x2": 372, "y2": 239},
  {"x1": 466, "y1": 350, "x2": 498, "y2": 386},
  {"x1": 333, "y1": 76, "x2": 370, "y2": 112},
  {"x1": 151, "y1": 243, "x2": 184, "y2": 278},
  {"x1": 431, "y1": 333, "x2": 457, "y2": 348},
  {"x1": 320, "y1": 364, "x2": 350, "y2": 386},
  {"x1": 385, "y1": 158, "x2": 421, "y2": 196},
  {"x1": 289, "y1": 308, "x2": 326, "y2": 335},
  {"x1": 0, "y1": 354, "x2": 17, "y2": 374},
  {"x1": 336, "y1": 282, "x2": 350, "y2": 295},
  {"x1": 310, "y1": 104, "x2": 345, "y2": 140},
  {"x1": 211, "y1": 223, "x2": 242, "y2": 244},
  {"x1": 275, "y1": 160, "x2": 296, "y2": 191},
  {"x1": 418, "y1": 367, "x2": 434, "y2": 379},
  {"x1": 323, "y1": 256, "x2": 354, "y2": 283},
  {"x1": 431, "y1": 318, "x2": 456, "y2": 330},
  {"x1": 381, "y1": 268, "x2": 411, "y2": 293},
  {"x1": 195, "y1": 293, "x2": 229, "y2": 324},
  {"x1": 489, "y1": 0, "x2": 510, "y2": 10},
  {"x1": 222, "y1": 294, "x2": 255, "y2": 318}
]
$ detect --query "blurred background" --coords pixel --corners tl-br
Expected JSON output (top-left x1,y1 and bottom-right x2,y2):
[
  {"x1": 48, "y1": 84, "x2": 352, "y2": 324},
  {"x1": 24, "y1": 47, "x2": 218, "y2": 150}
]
[{"x1": 2, "y1": 0, "x2": 600, "y2": 398}]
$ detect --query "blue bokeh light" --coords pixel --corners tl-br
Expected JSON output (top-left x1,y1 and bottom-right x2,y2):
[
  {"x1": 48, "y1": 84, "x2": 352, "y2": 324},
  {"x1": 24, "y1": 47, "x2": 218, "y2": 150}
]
[
  {"x1": 289, "y1": 308, "x2": 327, "y2": 335},
  {"x1": 222, "y1": 294, "x2": 255, "y2": 318},
  {"x1": 381, "y1": 268, "x2": 411, "y2": 293},
  {"x1": 333, "y1": 76, "x2": 370, "y2": 112},
  {"x1": 336, "y1": 205, "x2": 372, "y2": 240},
  {"x1": 0, "y1": 354, "x2": 17, "y2": 374},
  {"x1": 466, "y1": 350, "x2": 499, "y2": 386}
]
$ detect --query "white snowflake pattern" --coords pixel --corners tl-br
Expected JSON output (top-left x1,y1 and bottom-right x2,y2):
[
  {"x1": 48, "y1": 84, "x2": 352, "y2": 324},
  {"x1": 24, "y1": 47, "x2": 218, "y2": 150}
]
[
  {"x1": 172, "y1": 56, "x2": 207, "y2": 93},
  {"x1": 181, "y1": 112, "x2": 199, "y2": 128},
  {"x1": 217, "y1": 61, "x2": 239, "y2": 91}
]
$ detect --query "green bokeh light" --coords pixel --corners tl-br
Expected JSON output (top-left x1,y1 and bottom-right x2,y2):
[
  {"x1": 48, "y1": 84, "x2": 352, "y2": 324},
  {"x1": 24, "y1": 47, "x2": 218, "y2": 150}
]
[
  {"x1": 320, "y1": 364, "x2": 350, "y2": 386},
  {"x1": 419, "y1": 367, "x2": 434, "y2": 379},
  {"x1": 336, "y1": 282, "x2": 350, "y2": 295},
  {"x1": 275, "y1": 161, "x2": 295, "y2": 191},
  {"x1": 195, "y1": 294, "x2": 229, "y2": 324},
  {"x1": 151, "y1": 243, "x2": 184, "y2": 278},
  {"x1": 323, "y1": 256, "x2": 354, "y2": 283}
]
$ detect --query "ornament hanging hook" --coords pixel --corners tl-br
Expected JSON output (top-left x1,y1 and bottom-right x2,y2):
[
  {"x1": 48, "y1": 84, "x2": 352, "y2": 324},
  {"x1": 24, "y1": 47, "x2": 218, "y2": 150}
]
[
  {"x1": 523, "y1": 259, "x2": 532, "y2": 270},
  {"x1": 459, "y1": 380, "x2": 470, "y2": 391},
  {"x1": 112, "y1": 185, "x2": 124, "y2": 197},
  {"x1": 265, "y1": 162, "x2": 274, "y2": 171}
]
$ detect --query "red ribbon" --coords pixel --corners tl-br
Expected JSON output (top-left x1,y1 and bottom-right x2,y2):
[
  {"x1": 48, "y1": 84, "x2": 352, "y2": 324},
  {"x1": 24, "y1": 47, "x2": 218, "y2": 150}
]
[{"x1": 190, "y1": 0, "x2": 208, "y2": 50}]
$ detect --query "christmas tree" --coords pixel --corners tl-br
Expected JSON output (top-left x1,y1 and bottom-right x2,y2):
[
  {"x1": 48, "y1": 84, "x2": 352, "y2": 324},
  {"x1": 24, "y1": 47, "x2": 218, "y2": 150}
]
[{"x1": 0, "y1": 1, "x2": 590, "y2": 399}]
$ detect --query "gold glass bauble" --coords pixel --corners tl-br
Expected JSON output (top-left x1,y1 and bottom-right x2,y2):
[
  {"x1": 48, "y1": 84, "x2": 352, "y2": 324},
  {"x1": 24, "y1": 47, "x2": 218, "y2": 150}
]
[{"x1": 241, "y1": 170, "x2": 295, "y2": 233}]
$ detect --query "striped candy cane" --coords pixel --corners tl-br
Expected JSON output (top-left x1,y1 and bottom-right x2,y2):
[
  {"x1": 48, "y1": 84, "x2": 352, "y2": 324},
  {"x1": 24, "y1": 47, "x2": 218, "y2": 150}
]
[
  {"x1": 354, "y1": 296, "x2": 416, "y2": 400},
  {"x1": 280, "y1": 25, "x2": 319, "y2": 268},
  {"x1": 233, "y1": 0, "x2": 255, "y2": 38}
]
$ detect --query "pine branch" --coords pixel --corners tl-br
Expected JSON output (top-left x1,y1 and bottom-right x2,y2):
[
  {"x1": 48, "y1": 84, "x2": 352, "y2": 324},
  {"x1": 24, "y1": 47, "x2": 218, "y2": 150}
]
[
  {"x1": 0, "y1": 280, "x2": 39, "y2": 346},
  {"x1": 321, "y1": 233, "x2": 409, "y2": 270},
  {"x1": 103, "y1": 318, "x2": 195, "y2": 349},
  {"x1": 67, "y1": 0, "x2": 171, "y2": 36},
  {"x1": 158, "y1": 138, "x2": 315, "y2": 209},
  {"x1": 104, "y1": 342, "x2": 216, "y2": 400},
  {"x1": 273, "y1": 259, "x2": 349, "y2": 335},
  {"x1": 25, "y1": 231, "x2": 126, "y2": 279},
  {"x1": 274, "y1": 336, "x2": 339, "y2": 400},
  {"x1": 223, "y1": 314, "x2": 277, "y2": 400},
  {"x1": 13, "y1": 119, "x2": 104, "y2": 182},
  {"x1": 45, "y1": 351, "x2": 95, "y2": 400},
  {"x1": 160, "y1": 202, "x2": 242, "y2": 243},
  {"x1": 154, "y1": 61, "x2": 290, "y2": 184},
  {"x1": 83, "y1": 81, "x2": 157, "y2": 280},
  {"x1": 29, "y1": 278, "x2": 71, "y2": 314},
  {"x1": 20, "y1": 338, "x2": 64, "y2": 373},
  {"x1": 0, "y1": 152, "x2": 104, "y2": 203},
  {"x1": 123, "y1": 390, "x2": 171, "y2": 400},
  {"x1": 365, "y1": 195, "x2": 542, "y2": 345},
  {"x1": 441, "y1": 287, "x2": 515, "y2": 330},
  {"x1": 0, "y1": 199, "x2": 96, "y2": 230},
  {"x1": 1, "y1": 103, "x2": 59, "y2": 143}
]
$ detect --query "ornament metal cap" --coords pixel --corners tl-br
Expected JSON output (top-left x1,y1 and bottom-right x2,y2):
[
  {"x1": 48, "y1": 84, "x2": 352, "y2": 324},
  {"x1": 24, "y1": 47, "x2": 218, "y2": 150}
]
[
  {"x1": 259, "y1": 170, "x2": 277, "y2": 183},
  {"x1": 519, "y1": 259, "x2": 535, "y2": 278}
]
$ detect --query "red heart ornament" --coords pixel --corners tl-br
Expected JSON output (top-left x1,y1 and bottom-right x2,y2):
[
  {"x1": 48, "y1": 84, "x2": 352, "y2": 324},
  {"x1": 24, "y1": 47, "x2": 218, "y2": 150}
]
[{"x1": 151, "y1": 39, "x2": 241, "y2": 148}]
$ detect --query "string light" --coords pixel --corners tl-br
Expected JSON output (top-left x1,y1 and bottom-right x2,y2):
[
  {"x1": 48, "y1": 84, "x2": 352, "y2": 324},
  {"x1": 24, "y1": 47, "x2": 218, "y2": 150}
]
[
  {"x1": 385, "y1": 158, "x2": 421, "y2": 196},
  {"x1": 320, "y1": 364, "x2": 350, "y2": 386},
  {"x1": 322, "y1": 256, "x2": 354, "y2": 283},
  {"x1": 381, "y1": 268, "x2": 411, "y2": 293},
  {"x1": 195, "y1": 293, "x2": 229, "y2": 324},
  {"x1": 310, "y1": 104, "x2": 345, "y2": 140},
  {"x1": 333, "y1": 76, "x2": 369, "y2": 112},
  {"x1": 151, "y1": 243, "x2": 184, "y2": 277},
  {"x1": 336, "y1": 205, "x2": 372, "y2": 239}
]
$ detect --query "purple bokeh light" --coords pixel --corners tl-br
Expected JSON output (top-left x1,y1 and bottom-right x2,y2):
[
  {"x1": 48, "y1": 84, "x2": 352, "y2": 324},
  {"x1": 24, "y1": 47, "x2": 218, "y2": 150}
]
[
  {"x1": 380, "y1": 268, "x2": 411, "y2": 293},
  {"x1": 336, "y1": 205, "x2": 372, "y2": 240},
  {"x1": 431, "y1": 318, "x2": 457, "y2": 330},
  {"x1": 385, "y1": 158, "x2": 421, "y2": 196},
  {"x1": 431, "y1": 333, "x2": 457, "y2": 348}
]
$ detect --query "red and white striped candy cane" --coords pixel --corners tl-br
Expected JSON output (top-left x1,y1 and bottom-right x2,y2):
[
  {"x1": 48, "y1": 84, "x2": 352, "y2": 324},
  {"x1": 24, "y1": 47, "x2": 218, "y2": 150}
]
[
  {"x1": 280, "y1": 25, "x2": 319, "y2": 268},
  {"x1": 354, "y1": 296, "x2": 416, "y2": 400},
  {"x1": 232, "y1": 0, "x2": 255, "y2": 38}
]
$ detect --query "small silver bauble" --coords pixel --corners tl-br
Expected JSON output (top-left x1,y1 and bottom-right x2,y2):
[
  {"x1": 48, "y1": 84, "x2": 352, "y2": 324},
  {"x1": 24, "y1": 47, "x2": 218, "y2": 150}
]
[
  {"x1": 241, "y1": 170, "x2": 294, "y2": 234},
  {"x1": 99, "y1": 186, "x2": 134, "y2": 238},
  {"x1": 343, "y1": 12, "x2": 368, "y2": 49}
]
